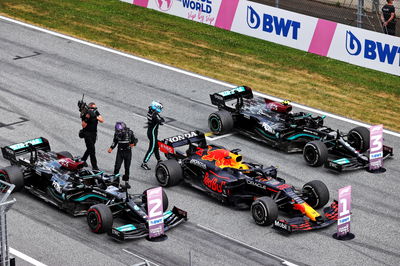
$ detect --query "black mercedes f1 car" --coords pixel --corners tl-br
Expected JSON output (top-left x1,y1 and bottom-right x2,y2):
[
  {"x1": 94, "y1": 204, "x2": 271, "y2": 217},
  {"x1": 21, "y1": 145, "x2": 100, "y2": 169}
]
[
  {"x1": 155, "y1": 131, "x2": 337, "y2": 233},
  {"x1": 208, "y1": 86, "x2": 393, "y2": 171},
  {"x1": 1, "y1": 137, "x2": 187, "y2": 239},
  {"x1": 0, "y1": 137, "x2": 118, "y2": 216}
]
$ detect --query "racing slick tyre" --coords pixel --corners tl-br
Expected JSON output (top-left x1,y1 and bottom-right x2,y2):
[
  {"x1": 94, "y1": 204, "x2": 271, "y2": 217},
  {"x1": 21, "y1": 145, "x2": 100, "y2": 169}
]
[
  {"x1": 155, "y1": 159, "x2": 183, "y2": 187},
  {"x1": 348, "y1": 127, "x2": 370, "y2": 153},
  {"x1": 87, "y1": 204, "x2": 113, "y2": 234},
  {"x1": 57, "y1": 151, "x2": 73, "y2": 159},
  {"x1": 142, "y1": 187, "x2": 169, "y2": 213},
  {"x1": 208, "y1": 110, "x2": 234, "y2": 135},
  {"x1": 303, "y1": 141, "x2": 328, "y2": 167},
  {"x1": 0, "y1": 166, "x2": 24, "y2": 192},
  {"x1": 302, "y1": 180, "x2": 329, "y2": 209},
  {"x1": 251, "y1": 197, "x2": 278, "y2": 226}
]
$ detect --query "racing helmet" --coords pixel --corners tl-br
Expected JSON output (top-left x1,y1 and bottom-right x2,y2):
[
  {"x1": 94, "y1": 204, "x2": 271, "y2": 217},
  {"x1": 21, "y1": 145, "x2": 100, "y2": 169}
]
[
  {"x1": 150, "y1": 101, "x2": 163, "y2": 113},
  {"x1": 115, "y1": 121, "x2": 127, "y2": 131}
]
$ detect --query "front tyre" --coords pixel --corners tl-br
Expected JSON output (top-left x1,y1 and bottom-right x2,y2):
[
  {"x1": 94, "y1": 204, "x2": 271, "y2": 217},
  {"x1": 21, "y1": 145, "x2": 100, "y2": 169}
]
[
  {"x1": 348, "y1": 127, "x2": 370, "y2": 153},
  {"x1": 208, "y1": 110, "x2": 234, "y2": 135},
  {"x1": 155, "y1": 159, "x2": 183, "y2": 187},
  {"x1": 303, "y1": 141, "x2": 328, "y2": 167},
  {"x1": 87, "y1": 204, "x2": 113, "y2": 234},
  {"x1": 251, "y1": 197, "x2": 278, "y2": 226},
  {"x1": 142, "y1": 187, "x2": 169, "y2": 213},
  {"x1": 302, "y1": 180, "x2": 329, "y2": 209},
  {"x1": 0, "y1": 166, "x2": 24, "y2": 192}
]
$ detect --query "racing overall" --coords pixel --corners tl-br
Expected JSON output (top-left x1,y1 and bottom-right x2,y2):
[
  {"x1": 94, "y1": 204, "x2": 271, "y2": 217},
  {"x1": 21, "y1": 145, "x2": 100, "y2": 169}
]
[
  {"x1": 81, "y1": 109, "x2": 100, "y2": 170},
  {"x1": 142, "y1": 107, "x2": 164, "y2": 165},
  {"x1": 110, "y1": 128, "x2": 137, "y2": 181}
]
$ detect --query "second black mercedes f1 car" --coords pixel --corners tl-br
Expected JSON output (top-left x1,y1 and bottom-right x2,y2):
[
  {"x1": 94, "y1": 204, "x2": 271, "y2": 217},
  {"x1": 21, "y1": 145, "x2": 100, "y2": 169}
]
[
  {"x1": 207, "y1": 86, "x2": 393, "y2": 171},
  {"x1": 155, "y1": 131, "x2": 337, "y2": 233}
]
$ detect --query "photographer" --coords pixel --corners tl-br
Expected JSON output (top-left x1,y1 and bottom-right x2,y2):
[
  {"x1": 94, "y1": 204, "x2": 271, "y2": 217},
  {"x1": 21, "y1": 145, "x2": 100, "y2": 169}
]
[
  {"x1": 108, "y1": 122, "x2": 138, "y2": 186},
  {"x1": 81, "y1": 102, "x2": 104, "y2": 170}
]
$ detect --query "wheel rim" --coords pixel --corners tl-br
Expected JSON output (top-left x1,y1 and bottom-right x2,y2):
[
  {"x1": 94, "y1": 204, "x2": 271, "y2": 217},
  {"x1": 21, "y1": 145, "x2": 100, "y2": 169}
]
[
  {"x1": 303, "y1": 185, "x2": 319, "y2": 208},
  {"x1": 252, "y1": 204, "x2": 266, "y2": 223},
  {"x1": 156, "y1": 166, "x2": 168, "y2": 186},
  {"x1": 87, "y1": 210, "x2": 100, "y2": 231},
  {"x1": 209, "y1": 116, "x2": 220, "y2": 132},
  {"x1": 0, "y1": 171, "x2": 9, "y2": 182},
  {"x1": 304, "y1": 146, "x2": 317, "y2": 164}
]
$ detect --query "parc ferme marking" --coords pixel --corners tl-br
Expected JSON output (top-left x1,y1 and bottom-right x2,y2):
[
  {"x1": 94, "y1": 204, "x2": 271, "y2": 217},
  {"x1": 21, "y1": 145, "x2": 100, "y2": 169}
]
[{"x1": 0, "y1": 15, "x2": 399, "y2": 138}]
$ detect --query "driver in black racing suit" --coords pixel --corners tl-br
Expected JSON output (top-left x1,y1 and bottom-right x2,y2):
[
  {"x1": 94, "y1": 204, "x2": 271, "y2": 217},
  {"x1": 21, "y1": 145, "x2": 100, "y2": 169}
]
[{"x1": 108, "y1": 122, "x2": 138, "y2": 187}]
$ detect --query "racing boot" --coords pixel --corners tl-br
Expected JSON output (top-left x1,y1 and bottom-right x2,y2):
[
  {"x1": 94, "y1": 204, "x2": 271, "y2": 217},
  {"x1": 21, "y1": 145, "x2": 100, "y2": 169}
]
[{"x1": 141, "y1": 163, "x2": 151, "y2": 170}]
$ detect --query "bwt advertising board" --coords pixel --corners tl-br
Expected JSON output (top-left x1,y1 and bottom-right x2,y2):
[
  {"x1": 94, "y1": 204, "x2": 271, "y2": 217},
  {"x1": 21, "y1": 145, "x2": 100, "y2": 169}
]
[
  {"x1": 122, "y1": 0, "x2": 400, "y2": 76},
  {"x1": 230, "y1": 2, "x2": 318, "y2": 52},
  {"x1": 329, "y1": 26, "x2": 400, "y2": 76}
]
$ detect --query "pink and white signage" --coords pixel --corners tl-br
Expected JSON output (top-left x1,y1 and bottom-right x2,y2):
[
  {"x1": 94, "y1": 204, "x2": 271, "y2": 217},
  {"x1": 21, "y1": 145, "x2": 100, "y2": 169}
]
[
  {"x1": 146, "y1": 187, "x2": 164, "y2": 238},
  {"x1": 337, "y1": 186, "x2": 352, "y2": 237},
  {"x1": 121, "y1": 0, "x2": 400, "y2": 76},
  {"x1": 369, "y1": 124, "x2": 384, "y2": 171}
]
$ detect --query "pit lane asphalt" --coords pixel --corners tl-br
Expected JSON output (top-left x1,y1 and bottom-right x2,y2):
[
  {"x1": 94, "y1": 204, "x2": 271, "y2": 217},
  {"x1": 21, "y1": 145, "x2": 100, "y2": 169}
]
[{"x1": 0, "y1": 18, "x2": 399, "y2": 266}]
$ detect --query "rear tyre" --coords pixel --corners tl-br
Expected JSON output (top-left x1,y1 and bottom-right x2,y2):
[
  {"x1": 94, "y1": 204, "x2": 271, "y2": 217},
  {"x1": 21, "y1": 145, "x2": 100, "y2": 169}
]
[
  {"x1": 302, "y1": 180, "x2": 329, "y2": 209},
  {"x1": 57, "y1": 151, "x2": 73, "y2": 159},
  {"x1": 251, "y1": 197, "x2": 278, "y2": 226},
  {"x1": 155, "y1": 159, "x2": 183, "y2": 187},
  {"x1": 208, "y1": 110, "x2": 234, "y2": 135},
  {"x1": 0, "y1": 166, "x2": 24, "y2": 192},
  {"x1": 87, "y1": 204, "x2": 113, "y2": 234},
  {"x1": 303, "y1": 141, "x2": 328, "y2": 167},
  {"x1": 348, "y1": 127, "x2": 370, "y2": 153},
  {"x1": 142, "y1": 188, "x2": 169, "y2": 213}
]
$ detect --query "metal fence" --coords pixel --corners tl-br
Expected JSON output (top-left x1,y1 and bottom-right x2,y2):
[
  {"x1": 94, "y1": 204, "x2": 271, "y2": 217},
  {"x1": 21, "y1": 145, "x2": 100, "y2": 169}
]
[
  {"x1": 0, "y1": 180, "x2": 16, "y2": 266},
  {"x1": 253, "y1": 0, "x2": 399, "y2": 36}
]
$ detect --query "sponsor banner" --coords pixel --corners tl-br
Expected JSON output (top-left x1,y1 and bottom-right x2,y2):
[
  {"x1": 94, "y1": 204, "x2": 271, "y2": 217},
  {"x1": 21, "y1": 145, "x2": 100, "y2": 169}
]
[
  {"x1": 230, "y1": 2, "x2": 318, "y2": 51},
  {"x1": 146, "y1": 187, "x2": 164, "y2": 238},
  {"x1": 337, "y1": 186, "x2": 352, "y2": 237},
  {"x1": 123, "y1": 0, "x2": 400, "y2": 76},
  {"x1": 147, "y1": 0, "x2": 223, "y2": 25},
  {"x1": 369, "y1": 124, "x2": 384, "y2": 171},
  {"x1": 329, "y1": 25, "x2": 400, "y2": 76}
]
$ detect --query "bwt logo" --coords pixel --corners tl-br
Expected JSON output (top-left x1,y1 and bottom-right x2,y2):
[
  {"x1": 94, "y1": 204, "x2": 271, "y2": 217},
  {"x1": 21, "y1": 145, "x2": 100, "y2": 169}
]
[
  {"x1": 346, "y1": 31, "x2": 400, "y2": 66},
  {"x1": 155, "y1": 0, "x2": 173, "y2": 11},
  {"x1": 246, "y1": 6, "x2": 301, "y2": 40}
]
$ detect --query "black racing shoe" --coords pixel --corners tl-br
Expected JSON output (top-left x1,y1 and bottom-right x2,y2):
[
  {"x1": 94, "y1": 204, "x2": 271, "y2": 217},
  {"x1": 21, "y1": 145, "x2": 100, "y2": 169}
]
[{"x1": 141, "y1": 163, "x2": 151, "y2": 170}]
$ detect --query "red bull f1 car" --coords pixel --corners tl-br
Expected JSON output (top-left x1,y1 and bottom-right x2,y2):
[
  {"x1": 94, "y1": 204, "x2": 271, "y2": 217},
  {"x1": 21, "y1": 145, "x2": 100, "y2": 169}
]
[
  {"x1": 1, "y1": 137, "x2": 187, "y2": 240},
  {"x1": 156, "y1": 131, "x2": 338, "y2": 233},
  {"x1": 208, "y1": 86, "x2": 393, "y2": 172}
]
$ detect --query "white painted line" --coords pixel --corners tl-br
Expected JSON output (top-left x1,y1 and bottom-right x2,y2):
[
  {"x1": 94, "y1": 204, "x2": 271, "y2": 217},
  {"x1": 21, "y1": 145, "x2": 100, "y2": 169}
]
[
  {"x1": 196, "y1": 224, "x2": 298, "y2": 266},
  {"x1": 122, "y1": 249, "x2": 160, "y2": 266},
  {"x1": 1, "y1": 15, "x2": 398, "y2": 138},
  {"x1": 206, "y1": 132, "x2": 235, "y2": 141},
  {"x1": 10, "y1": 247, "x2": 48, "y2": 266}
]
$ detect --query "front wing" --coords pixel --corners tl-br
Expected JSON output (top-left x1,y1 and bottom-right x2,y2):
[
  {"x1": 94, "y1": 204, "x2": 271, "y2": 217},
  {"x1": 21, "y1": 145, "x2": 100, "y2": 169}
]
[
  {"x1": 273, "y1": 201, "x2": 338, "y2": 233},
  {"x1": 109, "y1": 206, "x2": 187, "y2": 241},
  {"x1": 325, "y1": 145, "x2": 393, "y2": 172}
]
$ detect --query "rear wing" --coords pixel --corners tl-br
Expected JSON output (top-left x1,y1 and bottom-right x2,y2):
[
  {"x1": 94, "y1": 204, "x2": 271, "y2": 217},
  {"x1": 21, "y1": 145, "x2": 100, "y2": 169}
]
[
  {"x1": 158, "y1": 131, "x2": 206, "y2": 155},
  {"x1": 210, "y1": 86, "x2": 253, "y2": 108},
  {"x1": 1, "y1": 137, "x2": 50, "y2": 162}
]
